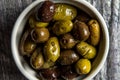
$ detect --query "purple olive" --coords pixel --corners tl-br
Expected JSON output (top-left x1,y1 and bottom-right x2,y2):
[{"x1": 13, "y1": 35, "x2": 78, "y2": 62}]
[
  {"x1": 60, "y1": 33, "x2": 77, "y2": 49},
  {"x1": 60, "y1": 66, "x2": 78, "y2": 79},
  {"x1": 72, "y1": 21, "x2": 90, "y2": 41},
  {"x1": 37, "y1": 1, "x2": 55, "y2": 22},
  {"x1": 40, "y1": 67, "x2": 60, "y2": 80},
  {"x1": 58, "y1": 50, "x2": 79, "y2": 65}
]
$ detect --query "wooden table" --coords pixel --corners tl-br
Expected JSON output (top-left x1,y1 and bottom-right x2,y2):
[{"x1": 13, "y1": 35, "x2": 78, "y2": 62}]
[{"x1": 0, "y1": 0, "x2": 120, "y2": 80}]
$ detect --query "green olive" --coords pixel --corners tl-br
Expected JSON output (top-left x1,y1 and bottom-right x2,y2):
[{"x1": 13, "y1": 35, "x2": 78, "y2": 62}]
[
  {"x1": 88, "y1": 19, "x2": 100, "y2": 46},
  {"x1": 41, "y1": 61, "x2": 55, "y2": 69},
  {"x1": 52, "y1": 20, "x2": 73, "y2": 36},
  {"x1": 29, "y1": 16, "x2": 49, "y2": 28},
  {"x1": 44, "y1": 37, "x2": 60, "y2": 62},
  {"x1": 31, "y1": 27, "x2": 50, "y2": 43},
  {"x1": 72, "y1": 21, "x2": 90, "y2": 41},
  {"x1": 58, "y1": 50, "x2": 79, "y2": 65},
  {"x1": 30, "y1": 48, "x2": 44, "y2": 70},
  {"x1": 53, "y1": 4, "x2": 77, "y2": 20},
  {"x1": 76, "y1": 41, "x2": 96, "y2": 59},
  {"x1": 60, "y1": 33, "x2": 77, "y2": 49},
  {"x1": 75, "y1": 59, "x2": 91, "y2": 74},
  {"x1": 20, "y1": 30, "x2": 36, "y2": 56}
]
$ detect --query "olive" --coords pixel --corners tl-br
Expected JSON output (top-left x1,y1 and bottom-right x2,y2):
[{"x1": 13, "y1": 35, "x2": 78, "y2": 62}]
[
  {"x1": 37, "y1": 1, "x2": 55, "y2": 22},
  {"x1": 44, "y1": 37, "x2": 60, "y2": 62},
  {"x1": 60, "y1": 33, "x2": 77, "y2": 49},
  {"x1": 40, "y1": 67, "x2": 60, "y2": 80},
  {"x1": 29, "y1": 16, "x2": 49, "y2": 28},
  {"x1": 72, "y1": 21, "x2": 90, "y2": 41},
  {"x1": 88, "y1": 19, "x2": 100, "y2": 46},
  {"x1": 76, "y1": 41, "x2": 96, "y2": 59},
  {"x1": 53, "y1": 4, "x2": 77, "y2": 20},
  {"x1": 75, "y1": 10, "x2": 91, "y2": 23},
  {"x1": 58, "y1": 50, "x2": 79, "y2": 65},
  {"x1": 75, "y1": 59, "x2": 91, "y2": 74},
  {"x1": 52, "y1": 20, "x2": 73, "y2": 36},
  {"x1": 31, "y1": 27, "x2": 49, "y2": 43},
  {"x1": 60, "y1": 66, "x2": 78, "y2": 79},
  {"x1": 19, "y1": 30, "x2": 36, "y2": 56},
  {"x1": 30, "y1": 48, "x2": 44, "y2": 70},
  {"x1": 41, "y1": 61, "x2": 55, "y2": 69},
  {"x1": 62, "y1": 71, "x2": 77, "y2": 80}
]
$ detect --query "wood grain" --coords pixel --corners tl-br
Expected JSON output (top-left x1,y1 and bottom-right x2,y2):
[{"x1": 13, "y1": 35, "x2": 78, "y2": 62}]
[{"x1": 0, "y1": 0, "x2": 120, "y2": 80}]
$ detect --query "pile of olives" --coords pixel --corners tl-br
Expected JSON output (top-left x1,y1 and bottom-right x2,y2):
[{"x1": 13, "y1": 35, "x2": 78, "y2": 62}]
[{"x1": 19, "y1": 1, "x2": 100, "y2": 80}]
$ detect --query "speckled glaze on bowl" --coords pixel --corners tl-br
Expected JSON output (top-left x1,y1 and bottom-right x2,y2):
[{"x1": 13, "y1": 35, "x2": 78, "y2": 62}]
[{"x1": 11, "y1": 0, "x2": 109, "y2": 80}]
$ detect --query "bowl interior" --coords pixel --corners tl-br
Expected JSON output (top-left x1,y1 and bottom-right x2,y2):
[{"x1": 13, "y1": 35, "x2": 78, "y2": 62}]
[{"x1": 11, "y1": 0, "x2": 109, "y2": 80}]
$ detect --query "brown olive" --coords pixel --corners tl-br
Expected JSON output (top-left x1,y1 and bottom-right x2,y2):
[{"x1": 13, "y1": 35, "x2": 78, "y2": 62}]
[
  {"x1": 31, "y1": 27, "x2": 49, "y2": 43},
  {"x1": 20, "y1": 30, "x2": 36, "y2": 56},
  {"x1": 40, "y1": 67, "x2": 60, "y2": 80},
  {"x1": 72, "y1": 21, "x2": 90, "y2": 41},
  {"x1": 30, "y1": 48, "x2": 44, "y2": 70},
  {"x1": 60, "y1": 33, "x2": 77, "y2": 49},
  {"x1": 37, "y1": 1, "x2": 55, "y2": 22},
  {"x1": 60, "y1": 66, "x2": 78, "y2": 80},
  {"x1": 75, "y1": 10, "x2": 91, "y2": 23},
  {"x1": 58, "y1": 50, "x2": 79, "y2": 65}
]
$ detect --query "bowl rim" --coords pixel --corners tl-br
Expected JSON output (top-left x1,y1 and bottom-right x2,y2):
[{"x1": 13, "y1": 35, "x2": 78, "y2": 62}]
[{"x1": 11, "y1": 0, "x2": 109, "y2": 80}]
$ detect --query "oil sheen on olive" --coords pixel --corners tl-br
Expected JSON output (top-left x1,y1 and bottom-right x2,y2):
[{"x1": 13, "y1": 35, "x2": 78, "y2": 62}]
[
  {"x1": 60, "y1": 33, "x2": 77, "y2": 49},
  {"x1": 76, "y1": 41, "x2": 96, "y2": 59},
  {"x1": 20, "y1": 30, "x2": 36, "y2": 56},
  {"x1": 31, "y1": 27, "x2": 49, "y2": 43},
  {"x1": 37, "y1": 1, "x2": 55, "y2": 22},
  {"x1": 58, "y1": 50, "x2": 79, "y2": 65},
  {"x1": 75, "y1": 59, "x2": 91, "y2": 74},
  {"x1": 44, "y1": 37, "x2": 60, "y2": 62},
  {"x1": 53, "y1": 4, "x2": 77, "y2": 20},
  {"x1": 30, "y1": 48, "x2": 44, "y2": 70},
  {"x1": 52, "y1": 20, "x2": 73, "y2": 36},
  {"x1": 72, "y1": 21, "x2": 90, "y2": 41}
]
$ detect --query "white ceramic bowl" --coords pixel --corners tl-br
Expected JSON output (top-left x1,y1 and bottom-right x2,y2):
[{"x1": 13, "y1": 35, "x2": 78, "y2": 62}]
[{"x1": 11, "y1": 0, "x2": 109, "y2": 80}]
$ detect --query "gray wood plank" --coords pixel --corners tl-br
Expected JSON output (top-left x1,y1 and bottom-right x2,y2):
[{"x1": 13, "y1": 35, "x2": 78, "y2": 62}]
[
  {"x1": 0, "y1": 0, "x2": 33, "y2": 80},
  {"x1": 107, "y1": 0, "x2": 120, "y2": 80}
]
